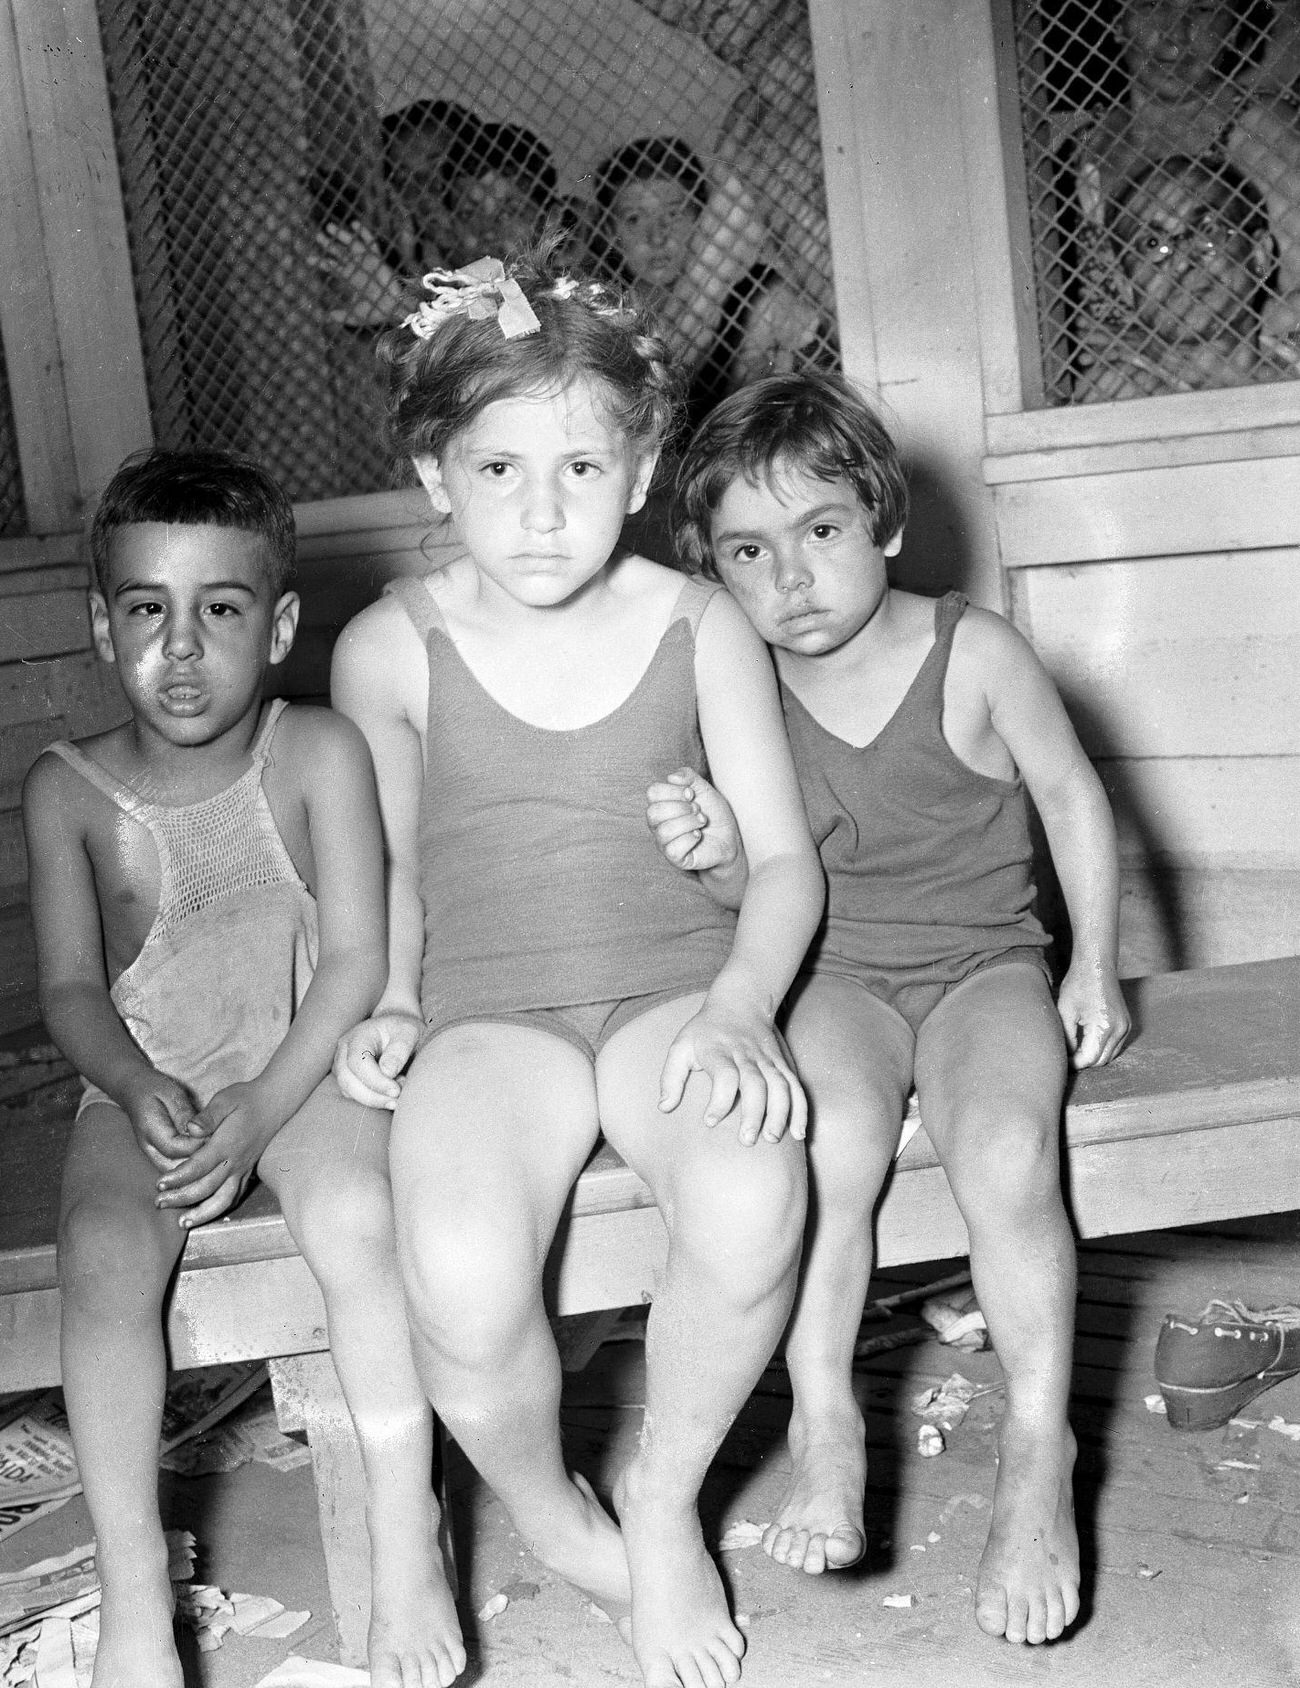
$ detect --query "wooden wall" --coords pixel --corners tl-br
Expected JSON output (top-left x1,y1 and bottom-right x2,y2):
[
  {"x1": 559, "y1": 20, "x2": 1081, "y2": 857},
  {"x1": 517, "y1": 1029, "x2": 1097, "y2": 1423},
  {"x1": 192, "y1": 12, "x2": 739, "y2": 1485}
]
[{"x1": 811, "y1": 0, "x2": 1300, "y2": 975}]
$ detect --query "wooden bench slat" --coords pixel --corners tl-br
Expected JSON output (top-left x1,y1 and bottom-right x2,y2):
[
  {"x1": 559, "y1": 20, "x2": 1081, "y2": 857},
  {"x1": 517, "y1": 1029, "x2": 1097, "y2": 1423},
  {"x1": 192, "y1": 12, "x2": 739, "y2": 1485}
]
[{"x1": 3, "y1": 957, "x2": 1298, "y2": 1373}]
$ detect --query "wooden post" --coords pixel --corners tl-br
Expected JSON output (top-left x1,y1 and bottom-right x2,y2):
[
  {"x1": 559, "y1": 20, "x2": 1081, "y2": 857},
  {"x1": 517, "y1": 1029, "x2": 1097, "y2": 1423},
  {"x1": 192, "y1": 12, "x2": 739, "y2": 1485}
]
[{"x1": 269, "y1": 1352, "x2": 370, "y2": 1669}]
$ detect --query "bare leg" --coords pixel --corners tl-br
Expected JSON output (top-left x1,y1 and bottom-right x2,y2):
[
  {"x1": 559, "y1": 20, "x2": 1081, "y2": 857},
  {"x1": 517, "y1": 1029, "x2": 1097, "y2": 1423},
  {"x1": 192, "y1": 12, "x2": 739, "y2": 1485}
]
[
  {"x1": 260, "y1": 1078, "x2": 464, "y2": 1687},
  {"x1": 57, "y1": 1103, "x2": 188, "y2": 1688},
  {"x1": 598, "y1": 995, "x2": 807, "y2": 1688},
  {"x1": 389, "y1": 1025, "x2": 630, "y2": 1616},
  {"x1": 765, "y1": 977, "x2": 913, "y2": 1573},
  {"x1": 914, "y1": 964, "x2": 1079, "y2": 1646}
]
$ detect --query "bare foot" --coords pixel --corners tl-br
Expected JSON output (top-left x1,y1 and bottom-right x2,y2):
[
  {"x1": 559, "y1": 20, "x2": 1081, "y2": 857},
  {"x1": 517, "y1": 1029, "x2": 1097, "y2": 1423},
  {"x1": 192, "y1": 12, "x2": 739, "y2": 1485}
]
[
  {"x1": 761, "y1": 1403, "x2": 866, "y2": 1574},
  {"x1": 91, "y1": 1552, "x2": 182, "y2": 1688},
  {"x1": 526, "y1": 1471, "x2": 632, "y2": 1632},
  {"x1": 369, "y1": 1502, "x2": 466, "y2": 1688},
  {"x1": 975, "y1": 1417, "x2": 1080, "y2": 1645},
  {"x1": 618, "y1": 1477, "x2": 745, "y2": 1688}
]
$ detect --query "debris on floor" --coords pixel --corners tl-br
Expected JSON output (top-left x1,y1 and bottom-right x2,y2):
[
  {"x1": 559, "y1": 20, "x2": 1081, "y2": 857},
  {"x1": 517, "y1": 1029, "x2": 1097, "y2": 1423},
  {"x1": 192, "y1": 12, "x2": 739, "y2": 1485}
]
[
  {"x1": 251, "y1": 1659, "x2": 370, "y2": 1688},
  {"x1": 0, "y1": 1532, "x2": 194, "y2": 1686},
  {"x1": 0, "y1": 1363, "x2": 290, "y2": 1544},
  {"x1": 718, "y1": 1519, "x2": 767, "y2": 1551},
  {"x1": 176, "y1": 1584, "x2": 311, "y2": 1651},
  {"x1": 911, "y1": 1372, "x2": 981, "y2": 1453},
  {"x1": 920, "y1": 1287, "x2": 990, "y2": 1352},
  {"x1": 477, "y1": 1591, "x2": 510, "y2": 1620}
]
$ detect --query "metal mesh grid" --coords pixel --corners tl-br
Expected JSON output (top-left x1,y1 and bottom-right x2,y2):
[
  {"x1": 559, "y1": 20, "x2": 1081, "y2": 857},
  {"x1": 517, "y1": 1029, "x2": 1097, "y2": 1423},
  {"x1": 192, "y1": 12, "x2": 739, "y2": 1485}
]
[
  {"x1": 1012, "y1": 1, "x2": 1300, "y2": 405},
  {"x1": 97, "y1": 0, "x2": 836, "y2": 500},
  {"x1": 0, "y1": 350, "x2": 25, "y2": 537}
]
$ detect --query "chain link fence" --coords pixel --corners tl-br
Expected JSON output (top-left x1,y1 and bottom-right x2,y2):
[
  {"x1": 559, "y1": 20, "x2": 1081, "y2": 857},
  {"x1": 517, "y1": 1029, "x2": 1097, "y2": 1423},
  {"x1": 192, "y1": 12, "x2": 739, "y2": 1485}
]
[
  {"x1": 92, "y1": 0, "x2": 836, "y2": 503},
  {"x1": 1013, "y1": 0, "x2": 1300, "y2": 406}
]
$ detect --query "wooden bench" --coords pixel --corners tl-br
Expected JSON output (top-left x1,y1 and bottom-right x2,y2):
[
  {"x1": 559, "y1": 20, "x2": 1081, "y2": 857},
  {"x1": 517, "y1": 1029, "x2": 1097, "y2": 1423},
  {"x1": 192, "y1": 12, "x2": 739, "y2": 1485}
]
[{"x1": 3, "y1": 955, "x2": 1298, "y2": 1664}]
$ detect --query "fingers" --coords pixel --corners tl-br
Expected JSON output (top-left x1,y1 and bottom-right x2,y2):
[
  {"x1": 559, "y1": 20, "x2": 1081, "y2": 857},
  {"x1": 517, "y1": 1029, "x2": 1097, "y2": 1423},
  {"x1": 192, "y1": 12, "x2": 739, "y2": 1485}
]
[
  {"x1": 141, "y1": 1142, "x2": 188, "y2": 1174},
  {"x1": 179, "y1": 1176, "x2": 243, "y2": 1230},
  {"x1": 333, "y1": 1041, "x2": 402, "y2": 1108},
  {"x1": 156, "y1": 1139, "x2": 226, "y2": 1195},
  {"x1": 702, "y1": 1061, "x2": 741, "y2": 1131},
  {"x1": 157, "y1": 1150, "x2": 231, "y2": 1207},
  {"x1": 658, "y1": 1037, "x2": 692, "y2": 1114},
  {"x1": 1069, "y1": 1021, "x2": 1105, "y2": 1070},
  {"x1": 376, "y1": 1021, "x2": 418, "y2": 1079}
]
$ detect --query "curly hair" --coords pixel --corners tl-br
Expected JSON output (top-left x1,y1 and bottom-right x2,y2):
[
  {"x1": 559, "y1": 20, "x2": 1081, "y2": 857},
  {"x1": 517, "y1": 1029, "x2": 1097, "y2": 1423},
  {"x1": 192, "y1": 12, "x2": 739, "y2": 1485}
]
[{"x1": 377, "y1": 243, "x2": 683, "y2": 468}]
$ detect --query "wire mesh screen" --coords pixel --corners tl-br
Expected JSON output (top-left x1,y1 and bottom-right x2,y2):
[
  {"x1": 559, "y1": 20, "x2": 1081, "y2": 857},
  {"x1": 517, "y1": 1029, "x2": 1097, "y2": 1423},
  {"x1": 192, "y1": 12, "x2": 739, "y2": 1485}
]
[
  {"x1": 97, "y1": 0, "x2": 836, "y2": 501},
  {"x1": 0, "y1": 352, "x2": 25, "y2": 537},
  {"x1": 1012, "y1": 0, "x2": 1300, "y2": 405}
]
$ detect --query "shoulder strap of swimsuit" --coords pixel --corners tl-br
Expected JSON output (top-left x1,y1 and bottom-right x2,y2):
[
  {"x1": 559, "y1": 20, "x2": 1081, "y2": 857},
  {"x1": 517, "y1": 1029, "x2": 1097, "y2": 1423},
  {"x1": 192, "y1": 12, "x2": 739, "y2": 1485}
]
[
  {"x1": 669, "y1": 573, "x2": 723, "y2": 636},
  {"x1": 42, "y1": 740, "x2": 145, "y2": 814},
  {"x1": 249, "y1": 696, "x2": 290, "y2": 764},
  {"x1": 385, "y1": 574, "x2": 448, "y2": 643},
  {"x1": 934, "y1": 590, "x2": 968, "y2": 643}
]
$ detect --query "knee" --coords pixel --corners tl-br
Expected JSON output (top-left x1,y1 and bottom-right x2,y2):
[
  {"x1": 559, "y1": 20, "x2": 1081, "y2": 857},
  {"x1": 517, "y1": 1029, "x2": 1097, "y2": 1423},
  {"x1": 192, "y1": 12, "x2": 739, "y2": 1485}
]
[
  {"x1": 945, "y1": 1107, "x2": 1062, "y2": 1216},
  {"x1": 58, "y1": 1198, "x2": 173, "y2": 1314},
  {"x1": 283, "y1": 1174, "x2": 399, "y2": 1290},
  {"x1": 398, "y1": 1219, "x2": 541, "y2": 1363},
  {"x1": 670, "y1": 1142, "x2": 806, "y2": 1298}
]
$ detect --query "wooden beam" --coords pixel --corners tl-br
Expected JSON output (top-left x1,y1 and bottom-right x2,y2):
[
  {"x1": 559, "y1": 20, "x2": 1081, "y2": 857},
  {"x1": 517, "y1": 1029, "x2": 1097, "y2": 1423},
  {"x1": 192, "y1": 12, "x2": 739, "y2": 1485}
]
[{"x1": 8, "y1": 0, "x2": 152, "y2": 513}]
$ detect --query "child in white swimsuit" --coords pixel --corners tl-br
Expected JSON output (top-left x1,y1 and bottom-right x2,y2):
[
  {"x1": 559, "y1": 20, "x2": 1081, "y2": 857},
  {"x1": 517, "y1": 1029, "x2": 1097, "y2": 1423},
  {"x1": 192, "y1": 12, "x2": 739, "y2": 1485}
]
[{"x1": 24, "y1": 447, "x2": 463, "y2": 1688}]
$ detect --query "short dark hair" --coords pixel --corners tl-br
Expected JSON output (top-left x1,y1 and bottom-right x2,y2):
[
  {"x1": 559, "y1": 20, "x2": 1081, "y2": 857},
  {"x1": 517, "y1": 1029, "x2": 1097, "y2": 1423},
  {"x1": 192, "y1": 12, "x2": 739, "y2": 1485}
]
[
  {"x1": 593, "y1": 136, "x2": 709, "y2": 216},
  {"x1": 674, "y1": 371, "x2": 908, "y2": 578},
  {"x1": 90, "y1": 447, "x2": 297, "y2": 598}
]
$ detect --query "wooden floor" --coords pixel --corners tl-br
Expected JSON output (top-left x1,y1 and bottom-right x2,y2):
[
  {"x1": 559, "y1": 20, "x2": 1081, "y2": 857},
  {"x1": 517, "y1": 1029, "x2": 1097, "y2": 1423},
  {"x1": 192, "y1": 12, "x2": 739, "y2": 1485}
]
[
  {"x1": 463, "y1": 1216, "x2": 1300, "y2": 1688},
  {"x1": 2, "y1": 1217, "x2": 1297, "y2": 1687}
]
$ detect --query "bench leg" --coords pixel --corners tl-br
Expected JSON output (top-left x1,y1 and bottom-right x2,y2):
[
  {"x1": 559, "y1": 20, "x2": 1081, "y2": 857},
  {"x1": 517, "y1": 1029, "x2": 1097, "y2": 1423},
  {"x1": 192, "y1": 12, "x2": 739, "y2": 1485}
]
[
  {"x1": 267, "y1": 1351, "x2": 460, "y2": 1667},
  {"x1": 269, "y1": 1352, "x2": 370, "y2": 1669}
]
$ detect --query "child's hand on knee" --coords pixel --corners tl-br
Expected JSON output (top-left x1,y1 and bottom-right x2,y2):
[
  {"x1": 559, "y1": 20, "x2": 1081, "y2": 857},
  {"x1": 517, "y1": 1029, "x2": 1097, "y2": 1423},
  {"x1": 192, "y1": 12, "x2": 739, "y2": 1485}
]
[
  {"x1": 334, "y1": 1011, "x2": 421, "y2": 1108},
  {"x1": 659, "y1": 985, "x2": 807, "y2": 1146},
  {"x1": 646, "y1": 766, "x2": 743, "y2": 873},
  {"x1": 155, "y1": 1081, "x2": 280, "y2": 1227},
  {"x1": 1057, "y1": 962, "x2": 1131, "y2": 1069},
  {"x1": 126, "y1": 1076, "x2": 205, "y2": 1172}
]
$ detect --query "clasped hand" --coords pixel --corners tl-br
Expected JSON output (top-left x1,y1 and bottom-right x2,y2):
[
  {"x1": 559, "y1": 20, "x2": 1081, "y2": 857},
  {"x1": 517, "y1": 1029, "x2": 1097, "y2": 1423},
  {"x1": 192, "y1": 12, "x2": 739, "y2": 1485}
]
[
  {"x1": 152, "y1": 1080, "x2": 281, "y2": 1227},
  {"x1": 333, "y1": 1011, "x2": 421, "y2": 1110}
]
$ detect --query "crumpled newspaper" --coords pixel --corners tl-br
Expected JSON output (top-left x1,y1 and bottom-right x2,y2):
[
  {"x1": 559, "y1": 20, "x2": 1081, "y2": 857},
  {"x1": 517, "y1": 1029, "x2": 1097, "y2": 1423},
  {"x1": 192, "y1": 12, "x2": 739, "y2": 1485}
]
[
  {"x1": 175, "y1": 1585, "x2": 310, "y2": 1652},
  {"x1": 911, "y1": 1373, "x2": 980, "y2": 1455},
  {"x1": 920, "y1": 1290, "x2": 990, "y2": 1352}
]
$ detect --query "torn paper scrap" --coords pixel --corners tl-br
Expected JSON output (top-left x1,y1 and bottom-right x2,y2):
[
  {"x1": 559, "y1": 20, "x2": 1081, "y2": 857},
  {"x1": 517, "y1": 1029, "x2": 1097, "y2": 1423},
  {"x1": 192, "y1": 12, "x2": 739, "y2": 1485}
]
[
  {"x1": 252, "y1": 1658, "x2": 370, "y2": 1688},
  {"x1": 718, "y1": 1520, "x2": 767, "y2": 1552},
  {"x1": 911, "y1": 1373, "x2": 979, "y2": 1434},
  {"x1": 477, "y1": 1593, "x2": 509, "y2": 1621},
  {"x1": 920, "y1": 1290, "x2": 990, "y2": 1352},
  {"x1": 1267, "y1": 1416, "x2": 1300, "y2": 1441},
  {"x1": 882, "y1": 1593, "x2": 914, "y2": 1609},
  {"x1": 1143, "y1": 1394, "x2": 1168, "y2": 1415},
  {"x1": 917, "y1": 1424, "x2": 945, "y2": 1457}
]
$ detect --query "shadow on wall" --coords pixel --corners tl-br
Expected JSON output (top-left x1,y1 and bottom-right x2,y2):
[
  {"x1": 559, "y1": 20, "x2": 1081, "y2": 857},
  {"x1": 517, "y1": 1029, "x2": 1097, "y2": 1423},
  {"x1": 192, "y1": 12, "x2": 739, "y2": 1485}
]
[
  {"x1": 889, "y1": 456, "x2": 980, "y2": 601},
  {"x1": 1053, "y1": 680, "x2": 1187, "y2": 974}
]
